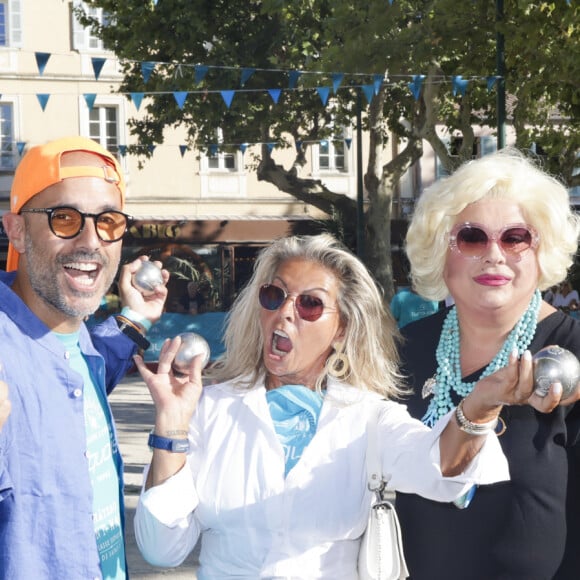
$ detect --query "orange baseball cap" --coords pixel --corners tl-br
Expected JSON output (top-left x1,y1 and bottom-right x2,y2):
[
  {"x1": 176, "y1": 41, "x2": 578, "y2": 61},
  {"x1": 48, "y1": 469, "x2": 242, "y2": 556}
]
[{"x1": 7, "y1": 136, "x2": 126, "y2": 271}]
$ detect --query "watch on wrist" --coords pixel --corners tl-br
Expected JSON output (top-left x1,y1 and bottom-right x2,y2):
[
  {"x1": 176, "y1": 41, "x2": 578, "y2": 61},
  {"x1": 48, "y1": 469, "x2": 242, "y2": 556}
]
[
  {"x1": 115, "y1": 315, "x2": 151, "y2": 350},
  {"x1": 148, "y1": 432, "x2": 190, "y2": 453}
]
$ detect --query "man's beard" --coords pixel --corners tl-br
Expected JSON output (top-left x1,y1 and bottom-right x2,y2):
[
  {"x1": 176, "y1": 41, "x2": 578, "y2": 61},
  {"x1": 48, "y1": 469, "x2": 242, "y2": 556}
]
[{"x1": 24, "y1": 233, "x2": 119, "y2": 319}]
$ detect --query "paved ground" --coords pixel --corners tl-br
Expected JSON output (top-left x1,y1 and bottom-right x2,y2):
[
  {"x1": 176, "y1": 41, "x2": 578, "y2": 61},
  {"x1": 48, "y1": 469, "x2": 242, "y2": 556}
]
[{"x1": 109, "y1": 374, "x2": 200, "y2": 579}]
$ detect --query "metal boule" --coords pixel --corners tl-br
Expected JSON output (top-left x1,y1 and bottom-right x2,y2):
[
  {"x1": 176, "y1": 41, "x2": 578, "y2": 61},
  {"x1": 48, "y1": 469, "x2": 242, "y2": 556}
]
[
  {"x1": 132, "y1": 261, "x2": 164, "y2": 296},
  {"x1": 532, "y1": 346, "x2": 580, "y2": 398},
  {"x1": 172, "y1": 332, "x2": 211, "y2": 373}
]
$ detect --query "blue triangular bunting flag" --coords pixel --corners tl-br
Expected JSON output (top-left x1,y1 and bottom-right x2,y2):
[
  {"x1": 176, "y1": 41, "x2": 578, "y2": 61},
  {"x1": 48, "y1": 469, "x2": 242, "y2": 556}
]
[
  {"x1": 452, "y1": 75, "x2": 469, "y2": 97},
  {"x1": 344, "y1": 138, "x2": 352, "y2": 150},
  {"x1": 147, "y1": 145, "x2": 156, "y2": 155},
  {"x1": 266, "y1": 142, "x2": 276, "y2": 154},
  {"x1": 84, "y1": 94, "x2": 97, "y2": 110},
  {"x1": 332, "y1": 73, "x2": 344, "y2": 94},
  {"x1": 240, "y1": 68, "x2": 255, "y2": 87},
  {"x1": 36, "y1": 94, "x2": 50, "y2": 111},
  {"x1": 361, "y1": 84, "x2": 374, "y2": 104},
  {"x1": 316, "y1": 87, "x2": 331, "y2": 106},
  {"x1": 130, "y1": 92, "x2": 144, "y2": 111},
  {"x1": 486, "y1": 76, "x2": 498, "y2": 92},
  {"x1": 295, "y1": 140, "x2": 302, "y2": 151},
  {"x1": 118, "y1": 145, "x2": 127, "y2": 157},
  {"x1": 35, "y1": 52, "x2": 51, "y2": 76},
  {"x1": 268, "y1": 89, "x2": 282, "y2": 104},
  {"x1": 194, "y1": 65, "x2": 209, "y2": 85},
  {"x1": 173, "y1": 91, "x2": 188, "y2": 109},
  {"x1": 141, "y1": 61, "x2": 155, "y2": 84},
  {"x1": 240, "y1": 143, "x2": 248, "y2": 154},
  {"x1": 373, "y1": 74, "x2": 384, "y2": 95},
  {"x1": 408, "y1": 75, "x2": 425, "y2": 101},
  {"x1": 91, "y1": 57, "x2": 106, "y2": 80},
  {"x1": 220, "y1": 90, "x2": 235, "y2": 109},
  {"x1": 209, "y1": 144, "x2": 218, "y2": 156},
  {"x1": 16, "y1": 142, "x2": 26, "y2": 156},
  {"x1": 288, "y1": 70, "x2": 302, "y2": 89},
  {"x1": 179, "y1": 145, "x2": 188, "y2": 157}
]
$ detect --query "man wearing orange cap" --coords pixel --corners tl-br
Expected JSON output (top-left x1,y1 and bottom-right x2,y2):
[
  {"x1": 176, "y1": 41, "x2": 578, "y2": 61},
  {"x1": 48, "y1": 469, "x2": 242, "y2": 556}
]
[{"x1": 0, "y1": 137, "x2": 168, "y2": 578}]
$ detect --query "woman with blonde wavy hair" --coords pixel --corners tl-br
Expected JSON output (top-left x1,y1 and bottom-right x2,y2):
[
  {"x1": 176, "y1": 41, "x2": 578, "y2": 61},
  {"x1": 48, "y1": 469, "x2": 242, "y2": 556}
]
[
  {"x1": 396, "y1": 148, "x2": 580, "y2": 580},
  {"x1": 132, "y1": 233, "x2": 526, "y2": 579}
]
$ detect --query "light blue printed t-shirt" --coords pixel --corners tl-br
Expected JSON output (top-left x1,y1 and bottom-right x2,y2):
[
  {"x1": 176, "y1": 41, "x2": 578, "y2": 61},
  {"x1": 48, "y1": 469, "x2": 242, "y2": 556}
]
[
  {"x1": 55, "y1": 332, "x2": 127, "y2": 580},
  {"x1": 267, "y1": 384, "x2": 324, "y2": 476}
]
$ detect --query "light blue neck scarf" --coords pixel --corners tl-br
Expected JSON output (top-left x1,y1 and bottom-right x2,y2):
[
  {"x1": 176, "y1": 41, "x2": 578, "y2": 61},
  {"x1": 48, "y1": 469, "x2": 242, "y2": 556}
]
[{"x1": 266, "y1": 384, "x2": 324, "y2": 476}]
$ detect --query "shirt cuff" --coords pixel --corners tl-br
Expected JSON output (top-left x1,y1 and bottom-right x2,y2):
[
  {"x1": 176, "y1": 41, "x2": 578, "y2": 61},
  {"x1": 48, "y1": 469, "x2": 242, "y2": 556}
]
[
  {"x1": 139, "y1": 460, "x2": 199, "y2": 526},
  {"x1": 430, "y1": 408, "x2": 510, "y2": 487}
]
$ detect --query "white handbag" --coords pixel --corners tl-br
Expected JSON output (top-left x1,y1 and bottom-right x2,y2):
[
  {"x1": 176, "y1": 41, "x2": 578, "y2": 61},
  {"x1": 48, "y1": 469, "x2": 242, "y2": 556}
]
[{"x1": 358, "y1": 407, "x2": 409, "y2": 580}]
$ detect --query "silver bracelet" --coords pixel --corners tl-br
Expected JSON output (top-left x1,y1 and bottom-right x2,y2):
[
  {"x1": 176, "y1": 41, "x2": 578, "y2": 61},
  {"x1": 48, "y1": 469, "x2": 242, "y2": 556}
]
[{"x1": 455, "y1": 398, "x2": 498, "y2": 436}]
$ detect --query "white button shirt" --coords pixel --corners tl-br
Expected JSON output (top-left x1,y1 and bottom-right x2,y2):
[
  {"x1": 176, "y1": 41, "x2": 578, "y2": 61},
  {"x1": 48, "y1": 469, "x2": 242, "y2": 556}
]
[{"x1": 135, "y1": 378, "x2": 508, "y2": 579}]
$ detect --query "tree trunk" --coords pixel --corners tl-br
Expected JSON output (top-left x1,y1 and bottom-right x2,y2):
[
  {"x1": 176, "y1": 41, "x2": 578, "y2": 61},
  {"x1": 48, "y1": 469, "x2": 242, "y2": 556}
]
[{"x1": 364, "y1": 92, "x2": 423, "y2": 303}]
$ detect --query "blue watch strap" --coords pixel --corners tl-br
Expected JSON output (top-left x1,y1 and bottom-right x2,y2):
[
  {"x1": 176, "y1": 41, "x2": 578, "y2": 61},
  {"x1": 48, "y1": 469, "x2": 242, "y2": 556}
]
[{"x1": 148, "y1": 433, "x2": 189, "y2": 453}]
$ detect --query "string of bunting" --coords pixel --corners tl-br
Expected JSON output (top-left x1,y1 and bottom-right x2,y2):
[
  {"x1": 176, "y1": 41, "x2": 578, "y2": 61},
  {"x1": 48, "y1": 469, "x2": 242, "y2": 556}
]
[
  {"x1": 12, "y1": 50, "x2": 504, "y2": 158},
  {"x1": 148, "y1": 0, "x2": 571, "y2": 8},
  {"x1": 32, "y1": 50, "x2": 500, "y2": 103}
]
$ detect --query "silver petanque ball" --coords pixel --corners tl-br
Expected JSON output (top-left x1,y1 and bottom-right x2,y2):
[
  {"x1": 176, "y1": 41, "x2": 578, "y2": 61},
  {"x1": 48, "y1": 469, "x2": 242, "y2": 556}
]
[
  {"x1": 172, "y1": 332, "x2": 211, "y2": 373},
  {"x1": 533, "y1": 346, "x2": 580, "y2": 398},
  {"x1": 132, "y1": 261, "x2": 164, "y2": 296}
]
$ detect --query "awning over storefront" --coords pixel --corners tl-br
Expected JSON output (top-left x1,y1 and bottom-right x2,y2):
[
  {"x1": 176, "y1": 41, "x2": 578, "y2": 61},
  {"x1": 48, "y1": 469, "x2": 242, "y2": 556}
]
[{"x1": 126, "y1": 216, "x2": 317, "y2": 245}]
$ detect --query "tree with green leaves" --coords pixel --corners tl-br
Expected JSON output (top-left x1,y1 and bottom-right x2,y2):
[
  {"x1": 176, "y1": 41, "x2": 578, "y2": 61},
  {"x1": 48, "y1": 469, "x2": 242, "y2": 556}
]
[{"x1": 78, "y1": 0, "x2": 578, "y2": 301}]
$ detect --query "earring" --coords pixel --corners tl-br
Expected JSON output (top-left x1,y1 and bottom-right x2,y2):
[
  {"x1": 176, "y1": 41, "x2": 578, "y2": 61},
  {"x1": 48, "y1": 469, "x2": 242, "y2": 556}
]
[{"x1": 326, "y1": 342, "x2": 350, "y2": 379}]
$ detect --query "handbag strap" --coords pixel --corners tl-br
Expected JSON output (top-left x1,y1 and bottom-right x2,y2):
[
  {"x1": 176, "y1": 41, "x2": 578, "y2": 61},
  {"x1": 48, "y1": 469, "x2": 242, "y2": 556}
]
[{"x1": 366, "y1": 404, "x2": 386, "y2": 495}]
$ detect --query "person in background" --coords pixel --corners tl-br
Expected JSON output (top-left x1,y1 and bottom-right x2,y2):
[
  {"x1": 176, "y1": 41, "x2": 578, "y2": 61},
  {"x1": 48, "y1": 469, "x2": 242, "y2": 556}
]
[
  {"x1": 0, "y1": 137, "x2": 168, "y2": 579},
  {"x1": 552, "y1": 279, "x2": 579, "y2": 314},
  {"x1": 132, "y1": 233, "x2": 551, "y2": 578},
  {"x1": 543, "y1": 283, "x2": 559, "y2": 306},
  {"x1": 390, "y1": 284, "x2": 440, "y2": 327},
  {"x1": 397, "y1": 148, "x2": 580, "y2": 580}
]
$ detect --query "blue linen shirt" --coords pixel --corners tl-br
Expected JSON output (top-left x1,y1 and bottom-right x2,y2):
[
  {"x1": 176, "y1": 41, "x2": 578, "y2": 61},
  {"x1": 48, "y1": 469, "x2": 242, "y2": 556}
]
[{"x1": 0, "y1": 270, "x2": 136, "y2": 579}]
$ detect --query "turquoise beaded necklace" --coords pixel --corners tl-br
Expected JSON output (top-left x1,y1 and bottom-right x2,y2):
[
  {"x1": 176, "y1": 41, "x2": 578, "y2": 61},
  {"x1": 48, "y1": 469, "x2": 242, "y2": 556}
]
[{"x1": 421, "y1": 289, "x2": 541, "y2": 427}]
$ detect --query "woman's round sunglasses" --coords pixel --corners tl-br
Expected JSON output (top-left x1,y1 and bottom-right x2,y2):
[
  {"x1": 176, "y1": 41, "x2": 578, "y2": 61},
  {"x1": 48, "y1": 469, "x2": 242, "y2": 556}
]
[
  {"x1": 258, "y1": 283, "x2": 336, "y2": 322},
  {"x1": 19, "y1": 206, "x2": 131, "y2": 242},
  {"x1": 448, "y1": 222, "x2": 539, "y2": 260}
]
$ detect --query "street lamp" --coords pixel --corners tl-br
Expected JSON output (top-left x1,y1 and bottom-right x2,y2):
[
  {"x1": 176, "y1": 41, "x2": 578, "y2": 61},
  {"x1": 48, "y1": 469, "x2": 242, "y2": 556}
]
[{"x1": 496, "y1": 0, "x2": 506, "y2": 150}]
